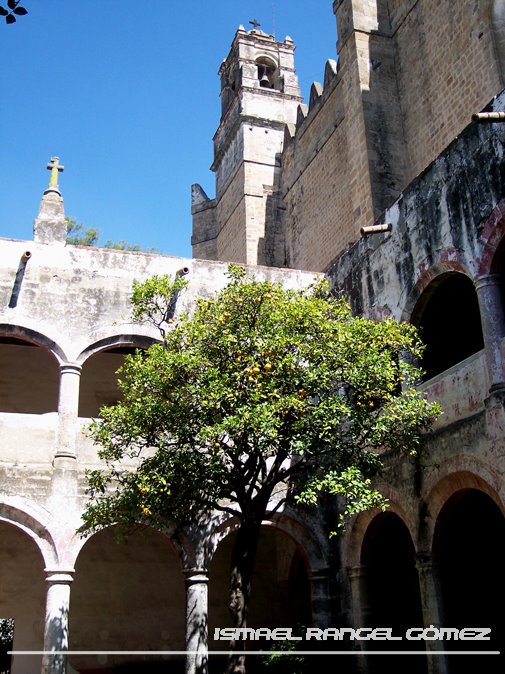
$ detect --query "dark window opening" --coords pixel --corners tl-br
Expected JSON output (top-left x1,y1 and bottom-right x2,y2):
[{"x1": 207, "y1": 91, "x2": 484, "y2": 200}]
[{"x1": 412, "y1": 273, "x2": 484, "y2": 381}]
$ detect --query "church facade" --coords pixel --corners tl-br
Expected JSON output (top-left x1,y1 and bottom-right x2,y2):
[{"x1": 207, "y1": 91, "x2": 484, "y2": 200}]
[{"x1": 1, "y1": 2, "x2": 505, "y2": 673}]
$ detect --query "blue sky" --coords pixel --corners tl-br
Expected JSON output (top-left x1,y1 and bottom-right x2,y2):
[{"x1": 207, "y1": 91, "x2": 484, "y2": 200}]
[{"x1": 0, "y1": 1, "x2": 337, "y2": 258}]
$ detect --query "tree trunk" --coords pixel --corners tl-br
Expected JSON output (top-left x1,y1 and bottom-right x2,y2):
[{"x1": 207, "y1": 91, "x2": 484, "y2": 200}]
[{"x1": 226, "y1": 517, "x2": 263, "y2": 674}]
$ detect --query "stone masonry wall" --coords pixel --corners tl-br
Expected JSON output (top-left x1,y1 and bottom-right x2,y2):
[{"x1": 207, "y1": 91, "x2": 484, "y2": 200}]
[{"x1": 391, "y1": 0, "x2": 502, "y2": 185}]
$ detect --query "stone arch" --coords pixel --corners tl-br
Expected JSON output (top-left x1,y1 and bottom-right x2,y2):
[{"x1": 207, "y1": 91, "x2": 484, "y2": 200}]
[
  {"x1": 208, "y1": 513, "x2": 316, "y2": 657},
  {"x1": 77, "y1": 334, "x2": 158, "y2": 418},
  {"x1": 358, "y1": 510, "x2": 426, "y2": 674},
  {"x1": 0, "y1": 324, "x2": 65, "y2": 414},
  {"x1": 478, "y1": 202, "x2": 505, "y2": 275},
  {"x1": 0, "y1": 323, "x2": 67, "y2": 363},
  {"x1": 255, "y1": 55, "x2": 279, "y2": 89},
  {"x1": 406, "y1": 267, "x2": 484, "y2": 380},
  {"x1": 207, "y1": 509, "x2": 327, "y2": 573},
  {"x1": 0, "y1": 507, "x2": 51, "y2": 674},
  {"x1": 432, "y1": 479, "x2": 505, "y2": 665},
  {"x1": 0, "y1": 499, "x2": 59, "y2": 568},
  {"x1": 76, "y1": 333, "x2": 159, "y2": 365},
  {"x1": 69, "y1": 524, "x2": 186, "y2": 673},
  {"x1": 401, "y1": 261, "x2": 473, "y2": 323},
  {"x1": 420, "y1": 464, "x2": 505, "y2": 551},
  {"x1": 343, "y1": 488, "x2": 416, "y2": 569}
]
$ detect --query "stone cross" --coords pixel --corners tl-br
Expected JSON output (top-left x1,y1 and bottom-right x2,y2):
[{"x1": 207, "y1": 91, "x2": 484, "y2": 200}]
[
  {"x1": 249, "y1": 19, "x2": 261, "y2": 29},
  {"x1": 47, "y1": 156, "x2": 64, "y2": 188}
]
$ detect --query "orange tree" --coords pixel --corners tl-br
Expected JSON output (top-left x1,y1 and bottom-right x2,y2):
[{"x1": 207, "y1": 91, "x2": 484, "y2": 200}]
[{"x1": 80, "y1": 264, "x2": 440, "y2": 674}]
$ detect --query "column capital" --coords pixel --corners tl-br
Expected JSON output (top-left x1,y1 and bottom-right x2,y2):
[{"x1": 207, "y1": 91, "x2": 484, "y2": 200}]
[
  {"x1": 309, "y1": 567, "x2": 331, "y2": 581},
  {"x1": 415, "y1": 551, "x2": 434, "y2": 571},
  {"x1": 347, "y1": 564, "x2": 367, "y2": 581},
  {"x1": 184, "y1": 568, "x2": 209, "y2": 585},
  {"x1": 59, "y1": 362, "x2": 82, "y2": 376},
  {"x1": 475, "y1": 273, "x2": 502, "y2": 291},
  {"x1": 44, "y1": 569, "x2": 75, "y2": 584}
]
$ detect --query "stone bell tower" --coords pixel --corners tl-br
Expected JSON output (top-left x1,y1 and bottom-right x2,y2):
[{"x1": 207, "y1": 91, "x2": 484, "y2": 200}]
[{"x1": 191, "y1": 24, "x2": 302, "y2": 266}]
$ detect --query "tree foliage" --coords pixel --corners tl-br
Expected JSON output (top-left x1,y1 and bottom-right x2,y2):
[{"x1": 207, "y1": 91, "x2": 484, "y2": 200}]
[
  {"x1": 81, "y1": 265, "x2": 440, "y2": 673},
  {"x1": 0, "y1": 0, "x2": 27, "y2": 24},
  {"x1": 65, "y1": 216, "x2": 159, "y2": 253}
]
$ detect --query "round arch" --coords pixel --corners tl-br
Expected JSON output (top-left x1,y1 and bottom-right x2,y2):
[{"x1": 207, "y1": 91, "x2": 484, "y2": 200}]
[
  {"x1": 69, "y1": 524, "x2": 186, "y2": 672},
  {"x1": 359, "y1": 510, "x2": 426, "y2": 674},
  {"x1": 0, "y1": 499, "x2": 59, "y2": 569},
  {"x1": 406, "y1": 269, "x2": 484, "y2": 380},
  {"x1": 0, "y1": 325, "x2": 65, "y2": 414},
  {"x1": 77, "y1": 334, "x2": 158, "y2": 418},
  {"x1": 421, "y1": 464, "x2": 505, "y2": 550},
  {"x1": 343, "y1": 489, "x2": 416, "y2": 569},
  {"x1": 432, "y1": 483, "x2": 505, "y2": 666},
  {"x1": 76, "y1": 333, "x2": 159, "y2": 365},
  {"x1": 0, "y1": 323, "x2": 67, "y2": 364}
]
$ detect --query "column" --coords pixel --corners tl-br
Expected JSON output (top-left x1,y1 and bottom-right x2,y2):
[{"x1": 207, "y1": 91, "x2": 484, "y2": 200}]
[
  {"x1": 41, "y1": 570, "x2": 73, "y2": 674},
  {"x1": 347, "y1": 565, "x2": 369, "y2": 674},
  {"x1": 475, "y1": 274, "x2": 505, "y2": 392},
  {"x1": 415, "y1": 553, "x2": 448, "y2": 674},
  {"x1": 310, "y1": 568, "x2": 332, "y2": 629},
  {"x1": 55, "y1": 363, "x2": 82, "y2": 460},
  {"x1": 184, "y1": 568, "x2": 208, "y2": 674}
]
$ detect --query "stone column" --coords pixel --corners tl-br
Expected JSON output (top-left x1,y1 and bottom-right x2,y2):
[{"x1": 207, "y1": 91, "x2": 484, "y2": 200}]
[
  {"x1": 41, "y1": 570, "x2": 73, "y2": 674},
  {"x1": 184, "y1": 569, "x2": 208, "y2": 674},
  {"x1": 310, "y1": 568, "x2": 332, "y2": 629},
  {"x1": 415, "y1": 553, "x2": 448, "y2": 674},
  {"x1": 347, "y1": 565, "x2": 369, "y2": 674},
  {"x1": 475, "y1": 274, "x2": 505, "y2": 392},
  {"x1": 55, "y1": 363, "x2": 82, "y2": 460}
]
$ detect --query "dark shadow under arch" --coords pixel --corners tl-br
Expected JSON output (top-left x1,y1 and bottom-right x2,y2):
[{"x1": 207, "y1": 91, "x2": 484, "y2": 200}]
[
  {"x1": 411, "y1": 272, "x2": 484, "y2": 380},
  {"x1": 361, "y1": 512, "x2": 426, "y2": 674},
  {"x1": 433, "y1": 488, "x2": 505, "y2": 672}
]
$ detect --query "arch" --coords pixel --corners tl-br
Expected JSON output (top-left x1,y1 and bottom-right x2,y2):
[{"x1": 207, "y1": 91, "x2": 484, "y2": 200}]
[
  {"x1": 409, "y1": 270, "x2": 484, "y2": 380},
  {"x1": 0, "y1": 500, "x2": 59, "y2": 569},
  {"x1": 0, "y1": 325, "x2": 64, "y2": 414},
  {"x1": 0, "y1": 324, "x2": 67, "y2": 363},
  {"x1": 255, "y1": 55, "x2": 279, "y2": 90},
  {"x1": 433, "y1": 485, "x2": 505, "y2": 666},
  {"x1": 76, "y1": 333, "x2": 159, "y2": 365},
  {"x1": 77, "y1": 335, "x2": 157, "y2": 418},
  {"x1": 208, "y1": 509, "x2": 328, "y2": 573},
  {"x1": 69, "y1": 524, "x2": 185, "y2": 672},
  {"x1": 208, "y1": 519, "x2": 313, "y2": 663},
  {"x1": 402, "y1": 261, "x2": 473, "y2": 323},
  {"x1": 421, "y1": 465, "x2": 505, "y2": 550},
  {"x1": 0, "y1": 518, "x2": 48, "y2": 674},
  {"x1": 359, "y1": 511, "x2": 426, "y2": 674},
  {"x1": 343, "y1": 489, "x2": 416, "y2": 569},
  {"x1": 478, "y1": 202, "x2": 505, "y2": 275}
]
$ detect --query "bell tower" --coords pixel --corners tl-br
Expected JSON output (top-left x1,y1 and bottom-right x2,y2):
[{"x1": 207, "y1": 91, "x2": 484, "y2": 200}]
[{"x1": 192, "y1": 24, "x2": 302, "y2": 266}]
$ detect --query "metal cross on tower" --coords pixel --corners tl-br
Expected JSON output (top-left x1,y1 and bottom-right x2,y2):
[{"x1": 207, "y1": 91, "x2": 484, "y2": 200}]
[{"x1": 249, "y1": 19, "x2": 261, "y2": 29}]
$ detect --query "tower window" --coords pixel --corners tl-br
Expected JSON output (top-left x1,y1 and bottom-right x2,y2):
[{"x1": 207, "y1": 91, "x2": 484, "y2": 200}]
[{"x1": 256, "y1": 57, "x2": 278, "y2": 89}]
